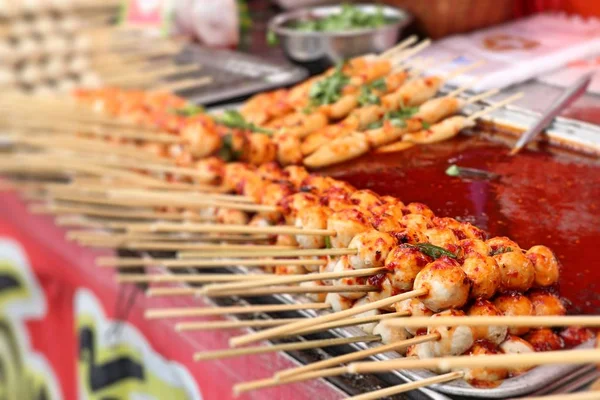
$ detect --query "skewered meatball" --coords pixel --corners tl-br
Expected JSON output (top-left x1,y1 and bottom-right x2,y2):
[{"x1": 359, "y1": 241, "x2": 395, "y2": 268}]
[
  {"x1": 467, "y1": 300, "x2": 507, "y2": 345},
  {"x1": 215, "y1": 208, "x2": 248, "y2": 225},
  {"x1": 348, "y1": 230, "x2": 396, "y2": 269},
  {"x1": 261, "y1": 182, "x2": 294, "y2": 222},
  {"x1": 370, "y1": 213, "x2": 404, "y2": 233},
  {"x1": 301, "y1": 256, "x2": 323, "y2": 273},
  {"x1": 401, "y1": 213, "x2": 432, "y2": 231},
  {"x1": 194, "y1": 157, "x2": 225, "y2": 185},
  {"x1": 276, "y1": 234, "x2": 298, "y2": 247},
  {"x1": 320, "y1": 258, "x2": 337, "y2": 276},
  {"x1": 240, "y1": 175, "x2": 267, "y2": 203},
  {"x1": 460, "y1": 239, "x2": 491, "y2": 258},
  {"x1": 424, "y1": 227, "x2": 459, "y2": 251},
  {"x1": 275, "y1": 265, "x2": 307, "y2": 275},
  {"x1": 334, "y1": 256, "x2": 367, "y2": 300},
  {"x1": 390, "y1": 229, "x2": 428, "y2": 245},
  {"x1": 461, "y1": 254, "x2": 501, "y2": 299},
  {"x1": 280, "y1": 192, "x2": 319, "y2": 224},
  {"x1": 433, "y1": 218, "x2": 488, "y2": 241},
  {"x1": 405, "y1": 202, "x2": 435, "y2": 219},
  {"x1": 493, "y1": 292, "x2": 534, "y2": 336},
  {"x1": 326, "y1": 292, "x2": 354, "y2": 312},
  {"x1": 406, "y1": 340, "x2": 436, "y2": 363},
  {"x1": 499, "y1": 335, "x2": 536, "y2": 376},
  {"x1": 526, "y1": 245, "x2": 561, "y2": 287},
  {"x1": 528, "y1": 290, "x2": 566, "y2": 317},
  {"x1": 283, "y1": 165, "x2": 310, "y2": 189},
  {"x1": 394, "y1": 298, "x2": 433, "y2": 335},
  {"x1": 366, "y1": 274, "x2": 394, "y2": 303},
  {"x1": 385, "y1": 244, "x2": 432, "y2": 292},
  {"x1": 457, "y1": 342, "x2": 508, "y2": 387},
  {"x1": 245, "y1": 133, "x2": 277, "y2": 166},
  {"x1": 256, "y1": 162, "x2": 285, "y2": 181},
  {"x1": 414, "y1": 257, "x2": 471, "y2": 312},
  {"x1": 181, "y1": 120, "x2": 221, "y2": 158},
  {"x1": 349, "y1": 189, "x2": 383, "y2": 209},
  {"x1": 352, "y1": 297, "x2": 380, "y2": 334},
  {"x1": 295, "y1": 205, "x2": 331, "y2": 249},
  {"x1": 223, "y1": 162, "x2": 256, "y2": 191},
  {"x1": 381, "y1": 195, "x2": 405, "y2": 207},
  {"x1": 300, "y1": 175, "x2": 334, "y2": 194},
  {"x1": 327, "y1": 208, "x2": 373, "y2": 248},
  {"x1": 276, "y1": 133, "x2": 303, "y2": 166},
  {"x1": 493, "y1": 250, "x2": 535, "y2": 292},
  {"x1": 373, "y1": 322, "x2": 409, "y2": 353},
  {"x1": 428, "y1": 310, "x2": 474, "y2": 357},
  {"x1": 299, "y1": 278, "x2": 328, "y2": 302},
  {"x1": 248, "y1": 215, "x2": 271, "y2": 228},
  {"x1": 487, "y1": 237, "x2": 521, "y2": 254},
  {"x1": 559, "y1": 327, "x2": 595, "y2": 348},
  {"x1": 524, "y1": 328, "x2": 564, "y2": 352},
  {"x1": 323, "y1": 188, "x2": 353, "y2": 212}
]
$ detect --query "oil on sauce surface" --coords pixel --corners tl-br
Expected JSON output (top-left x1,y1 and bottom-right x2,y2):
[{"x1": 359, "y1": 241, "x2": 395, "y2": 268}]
[{"x1": 322, "y1": 133, "x2": 600, "y2": 314}]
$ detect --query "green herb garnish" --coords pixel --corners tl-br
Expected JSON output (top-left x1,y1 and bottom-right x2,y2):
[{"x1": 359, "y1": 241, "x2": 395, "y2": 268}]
[
  {"x1": 215, "y1": 110, "x2": 273, "y2": 135},
  {"x1": 422, "y1": 121, "x2": 431, "y2": 129},
  {"x1": 357, "y1": 78, "x2": 387, "y2": 106},
  {"x1": 491, "y1": 246, "x2": 513, "y2": 256},
  {"x1": 445, "y1": 164, "x2": 461, "y2": 177},
  {"x1": 294, "y1": 4, "x2": 394, "y2": 32},
  {"x1": 169, "y1": 104, "x2": 205, "y2": 117},
  {"x1": 308, "y1": 63, "x2": 350, "y2": 106},
  {"x1": 445, "y1": 164, "x2": 500, "y2": 180},
  {"x1": 411, "y1": 243, "x2": 457, "y2": 260},
  {"x1": 266, "y1": 30, "x2": 278, "y2": 46},
  {"x1": 365, "y1": 120, "x2": 383, "y2": 130},
  {"x1": 217, "y1": 133, "x2": 243, "y2": 162},
  {"x1": 324, "y1": 236, "x2": 332, "y2": 249}
]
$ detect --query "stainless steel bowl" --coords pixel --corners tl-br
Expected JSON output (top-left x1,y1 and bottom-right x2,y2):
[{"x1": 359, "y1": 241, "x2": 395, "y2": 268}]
[{"x1": 269, "y1": 4, "x2": 412, "y2": 70}]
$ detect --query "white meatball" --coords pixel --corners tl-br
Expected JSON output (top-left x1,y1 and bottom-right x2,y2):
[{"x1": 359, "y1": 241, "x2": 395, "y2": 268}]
[
  {"x1": 333, "y1": 256, "x2": 367, "y2": 300},
  {"x1": 394, "y1": 298, "x2": 433, "y2": 335},
  {"x1": 299, "y1": 278, "x2": 327, "y2": 303},
  {"x1": 401, "y1": 213, "x2": 431, "y2": 231},
  {"x1": 428, "y1": 310, "x2": 474, "y2": 357},
  {"x1": 352, "y1": 297, "x2": 380, "y2": 334},
  {"x1": 320, "y1": 258, "x2": 337, "y2": 279},
  {"x1": 215, "y1": 208, "x2": 248, "y2": 225},
  {"x1": 467, "y1": 300, "x2": 507, "y2": 345},
  {"x1": 260, "y1": 182, "x2": 294, "y2": 222},
  {"x1": 370, "y1": 213, "x2": 403, "y2": 233},
  {"x1": 461, "y1": 254, "x2": 501, "y2": 299},
  {"x1": 295, "y1": 205, "x2": 331, "y2": 249},
  {"x1": 413, "y1": 258, "x2": 471, "y2": 312},
  {"x1": 424, "y1": 227, "x2": 459, "y2": 251},
  {"x1": 457, "y1": 342, "x2": 508, "y2": 387},
  {"x1": 367, "y1": 275, "x2": 394, "y2": 303},
  {"x1": 327, "y1": 208, "x2": 373, "y2": 248},
  {"x1": 348, "y1": 230, "x2": 396, "y2": 269},
  {"x1": 499, "y1": 335, "x2": 536, "y2": 375},
  {"x1": 349, "y1": 189, "x2": 382, "y2": 209},
  {"x1": 373, "y1": 322, "x2": 409, "y2": 352},
  {"x1": 385, "y1": 245, "x2": 431, "y2": 292},
  {"x1": 326, "y1": 292, "x2": 354, "y2": 313}
]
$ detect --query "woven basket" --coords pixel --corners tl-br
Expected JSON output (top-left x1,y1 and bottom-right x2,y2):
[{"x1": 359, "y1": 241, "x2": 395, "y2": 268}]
[{"x1": 382, "y1": 0, "x2": 515, "y2": 38}]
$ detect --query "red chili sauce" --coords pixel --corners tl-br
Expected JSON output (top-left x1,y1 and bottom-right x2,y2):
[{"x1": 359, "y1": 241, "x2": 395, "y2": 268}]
[{"x1": 320, "y1": 132, "x2": 600, "y2": 315}]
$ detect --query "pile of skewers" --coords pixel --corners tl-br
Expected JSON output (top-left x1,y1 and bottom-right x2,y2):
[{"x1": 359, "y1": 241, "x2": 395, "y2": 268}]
[
  {"x1": 1, "y1": 39, "x2": 600, "y2": 399},
  {"x1": 0, "y1": 1, "x2": 211, "y2": 94}
]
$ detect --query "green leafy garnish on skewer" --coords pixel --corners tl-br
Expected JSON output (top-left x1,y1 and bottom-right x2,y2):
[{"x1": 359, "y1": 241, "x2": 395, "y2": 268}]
[
  {"x1": 364, "y1": 106, "x2": 419, "y2": 130},
  {"x1": 324, "y1": 236, "x2": 332, "y2": 249},
  {"x1": 490, "y1": 246, "x2": 513, "y2": 256},
  {"x1": 169, "y1": 104, "x2": 205, "y2": 117},
  {"x1": 217, "y1": 133, "x2": 243, "y2": 162},
  {"x1": 215, "y1": 110, "x2": 273, "y2": 135},
  {"x1": 410, "y1": 243, "x2": 457, "y2": 260},
  {"x1": 357, "y1": 78, "x2": 387, "y2": 106},
  {"x1": 308, "y1": 63, "x2": 350, "y2": 106}
]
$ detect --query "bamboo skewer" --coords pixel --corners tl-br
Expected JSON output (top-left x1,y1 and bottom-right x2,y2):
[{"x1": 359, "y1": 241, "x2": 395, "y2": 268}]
[
  {"x1": 176, "y1": 318, "x2": 304, "y2": 331},
  {"x1": 468, "y1": 93, "x2": 525, "y2": 121},
  {"x1": 384, "y1": 315, "x2": 600, "y2": 329},
  {"x1": 68, "y1": 231, "x2": 271, "y2": 243},
  {"x1": 347, "y1": 349, "x2": 600, "y2": 374},
  {"x1": 126, "y1": 222, "x2": 333, "y2": 236},
  {"x1": 117, "y1": 274, "x2": 269, "y2": 284},
  {"x1": 193, "y1": 335, "x2": 381, "y2": 361},
  {"x1": 145, "y1": 302, "x2": 332, "y2": 319},
  {"x1": 177, "y1": 248, "x2": 357, "y2": 259},
  {"x1": 155, "y1": 76, "x2": 213, "y2": 92},
  {"x1": 230, "y1": 289, "x2": 427, "y2": 347},
  {"x1": 379, "y1": 35, "x2": 418, "y2": 59},
  {"x1": 348, "y1": 371, "x2": 464, "y2": 400},
  {"x1": 276, "y1": 333, "x2": 438, "y2": 380},
  {"x1": 200, "y1": 267, "x2": 385, "y2": 294},
  {"x1": 96, "y1": 257, "x2": 326, "y2": 268},
  {"x1": 102, "y1": 241, "x2": 296, "y2": 251},
  {"x1": 204, "y1": 285, "x2": 378, "y2": 298},
  {"x1": 106, "y1": 189, "x2": 253, "y2": 203},
  {"x1": 234, "y1": 366, "x2": 348, "y2": 395}
]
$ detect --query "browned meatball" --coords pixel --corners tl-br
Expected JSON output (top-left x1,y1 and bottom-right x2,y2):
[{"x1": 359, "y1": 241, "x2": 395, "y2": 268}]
[
  {"x1": 424, "y1": 227, "x2": 460, "y2": 252},
  {"x1": 467, "y1": 299, "x2": 507, "y2": 344},
  {"x1": 401, "y1": 213, "x2": 432, "y2": 231},
  {"x1": 256, "y1": 161, "x2": 285, "y2": 181},
  {"x1": 370, "y1": 213, "x2": 404, "y2": 233},
  {"x1": 414, "y1": 256, "x2": 471, "y2": 312},
  {"x1": 194, "y1": 157, "x2": 225, "y2": 185},
  {"x1": 348, "y1": 230, "x2": 397, "y2": 269},
  {"x1": 458, "y1": 341, "x2": 508, "y2": 387},
  {"x1": 385, "y1": 244, "x2": 432, "y2": 292},
  {"x1": 460, "y1": 239, "x2": 491, "y2": 258},
  {"x1": 349, "y1": 189, "x2": 383, "y2": 209},
  {"x1": 493, "y1": 250, "x2": 535, "y2": 292},
  {"x1": 280, "y1": 192, "x2": 319, "y2": 224},
  {"x1": 559, "y1": 326, "x2": 595, "y2": 349},
  {"x1": 404, "y1": 202, "x2": 435, "y2": 219},
  {"x1": 282, "y1": 165, "x2": 309, "y2": 189},
  {"x1": 526, "y1": 245, "x2": 561, "y2": 287},
  {"x1": 486, "y1": 237, "x2": 521, "y2": 254},
  {"x1": 461, "y1": 254, "x2": 501, "y2": 300},
  {"x1": 390, "y1": 228, "x2": 429, "y2": 245},
  {"x1": 327, "y1": 208, "x2": 373, "y2": 248},
  {"x1": 499, "y1": 335, "x2": 536, "y2": 376},
  {"x1": 528, "y1": 290, "x2": 566, "y2": 317},
  {"x1": 244, "y1": 133, "x2": 277, "y2": 166},
  {"x1": 524, "y1": 328, "x2": 564, "y2": 352},
  {"x1": 493, "y1": 292, "x2": 534, "y2": 336},
  {"x1": 261, "y1": 182, "x2": 294, "y2": 222}
]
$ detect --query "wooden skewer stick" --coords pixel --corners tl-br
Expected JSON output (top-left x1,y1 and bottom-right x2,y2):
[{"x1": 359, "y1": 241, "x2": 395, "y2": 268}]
[
  {"x1": 468, "y1": 93, "x2": 525, "y2": 121},
  {"x1": 193, "y1": 335, "x2": 381, "y2": 361},
  {"x1": 229, "y1": 288, "x2": 427, "y2": 347},
  {"x1": 176, "y1": 318, "x2": 304, "y2": 331},
  {"x1": 384, "y1": 315, "x2": 600, "y2": 329},
  {"x1": 105, "y1": 189, "x2": 254, "y2": 203},
  {"x1": 276, "y1": 333, "x2": 437, "y2": 381},
  {"x1": 69, "y1": 231, "x2": 271, "y2": 243},
  {"x1": 117, "y1": 274, "x2": 269, "y2": 284},
  {"x1": 379, "y1": 35, "x2": 418, "y2": 59},
  {"x1": 126, "y1": 222, "x2": 334, "y2": 236},
  {"x1": 200, "y1": 267, "x2": 385, "y2": 295},
  {"x1": 348, "y1": 371, "x2": 464, "y2": 400},
  {"x1": 145, "y1": 302, "x2": 332, "y2": 319},
  {"x1": 106, "y1": 242, "x2": 296, "y2": 251},
  {"x1": 205, "y1": 285, "x2": 377, "y2": 298},
  {"x1": 288, "y1": 311, "x2": 410, "y2": 338},
  {"x1": 177, "y1": 248, "x2": 356, "y2": 259},
  {"x1": 464, "y1": 88, "x2": 500, "y2": 104},
  {"x1": 234, "y1": 366, "x2": 347, "y2": 395},
  {"x1": 347, "y1": 349, "x2": 600, "y2": 374},
  {"x1": 96, "y1": 257, "x2": 326, "y2": 268},
  {"x1": 154, "y1": 76, "x2": 213, "y2": 92},
  {"x1": 390, "y1": 39, "x2": 432, "y2": 66},
  {"x1": 443, "y1": 60, "x2": 486, "y2": 80}
]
